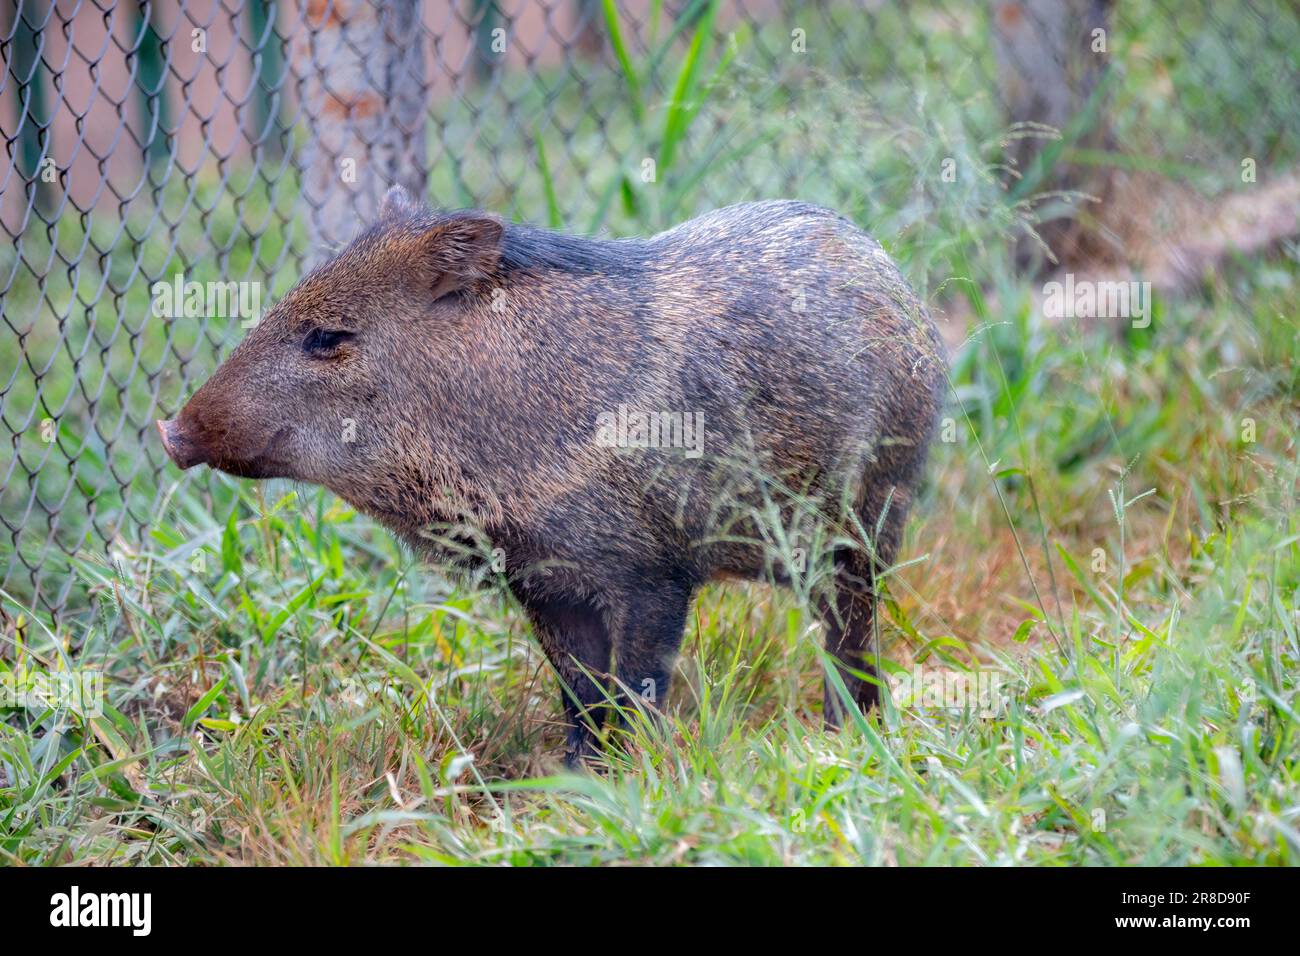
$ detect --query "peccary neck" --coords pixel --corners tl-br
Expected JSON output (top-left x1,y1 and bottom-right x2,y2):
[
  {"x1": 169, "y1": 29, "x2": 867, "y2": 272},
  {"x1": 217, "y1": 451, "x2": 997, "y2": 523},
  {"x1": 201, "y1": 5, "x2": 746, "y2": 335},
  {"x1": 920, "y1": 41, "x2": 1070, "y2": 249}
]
[{"x1": 499, "y1": 222, "x2": 655, "y2": 278}]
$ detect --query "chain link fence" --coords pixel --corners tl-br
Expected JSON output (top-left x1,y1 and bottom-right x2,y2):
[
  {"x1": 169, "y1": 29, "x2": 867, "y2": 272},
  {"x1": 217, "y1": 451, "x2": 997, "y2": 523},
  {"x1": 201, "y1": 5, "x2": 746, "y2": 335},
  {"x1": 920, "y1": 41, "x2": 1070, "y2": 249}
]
[{"x1": 2, "y1": 0, "x2": 1297, "y2": 616}]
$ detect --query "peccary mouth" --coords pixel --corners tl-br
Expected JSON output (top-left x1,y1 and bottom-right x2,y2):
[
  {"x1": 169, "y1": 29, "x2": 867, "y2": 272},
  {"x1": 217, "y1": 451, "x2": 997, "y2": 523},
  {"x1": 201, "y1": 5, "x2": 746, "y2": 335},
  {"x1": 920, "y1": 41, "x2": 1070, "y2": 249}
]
[{"x1": 157, "y1": 419, "x2": 290, "y2": 479}]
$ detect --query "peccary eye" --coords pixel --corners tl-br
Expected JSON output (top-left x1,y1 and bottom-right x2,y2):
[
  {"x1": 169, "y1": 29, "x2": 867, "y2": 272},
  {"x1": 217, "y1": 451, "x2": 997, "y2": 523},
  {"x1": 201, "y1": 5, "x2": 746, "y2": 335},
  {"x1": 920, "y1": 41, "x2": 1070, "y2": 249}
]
[{"x1": 302, "y1": 328, "x2": 354, "y2": 356}]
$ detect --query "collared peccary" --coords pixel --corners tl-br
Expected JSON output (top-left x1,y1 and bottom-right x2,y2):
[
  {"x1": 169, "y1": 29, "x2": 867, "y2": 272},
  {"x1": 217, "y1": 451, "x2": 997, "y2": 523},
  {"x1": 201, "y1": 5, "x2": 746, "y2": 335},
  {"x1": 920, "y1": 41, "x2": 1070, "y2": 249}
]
[{"x1": 158, "y1": 187, "x2": 945, "y2": 766}]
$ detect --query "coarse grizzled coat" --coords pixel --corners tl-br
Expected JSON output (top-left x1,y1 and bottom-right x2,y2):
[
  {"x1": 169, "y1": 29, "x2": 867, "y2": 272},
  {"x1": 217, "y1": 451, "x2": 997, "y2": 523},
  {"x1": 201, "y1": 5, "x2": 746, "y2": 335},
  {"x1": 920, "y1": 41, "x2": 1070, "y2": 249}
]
[{"x1": 158, "y1": 187, "x2": 946, "y2": 766}]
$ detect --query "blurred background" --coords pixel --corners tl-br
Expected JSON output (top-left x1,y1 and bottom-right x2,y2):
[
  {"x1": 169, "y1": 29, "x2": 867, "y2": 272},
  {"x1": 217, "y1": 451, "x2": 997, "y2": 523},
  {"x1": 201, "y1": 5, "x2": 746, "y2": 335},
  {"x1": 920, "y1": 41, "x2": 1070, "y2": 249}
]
[{"x1": 1, "y1": 0, "x2": 1296, "y2": 616}]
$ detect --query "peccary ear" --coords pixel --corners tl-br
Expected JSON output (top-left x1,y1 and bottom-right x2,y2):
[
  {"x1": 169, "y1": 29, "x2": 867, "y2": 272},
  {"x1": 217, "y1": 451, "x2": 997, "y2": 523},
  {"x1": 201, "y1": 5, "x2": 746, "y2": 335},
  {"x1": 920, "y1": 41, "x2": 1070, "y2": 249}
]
[
  {"x1": 380, "y1": 184, "x2": 420, "y2": 220},
  {"x1": 413, "y1": 213, "x2": 504, "y2": 299}
]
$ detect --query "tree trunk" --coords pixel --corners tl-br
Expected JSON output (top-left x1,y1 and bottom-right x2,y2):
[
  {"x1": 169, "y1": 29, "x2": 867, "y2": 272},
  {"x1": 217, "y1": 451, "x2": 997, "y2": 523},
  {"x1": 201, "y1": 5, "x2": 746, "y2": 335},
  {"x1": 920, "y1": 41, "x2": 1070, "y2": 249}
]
[
  {"x1": 991, "y1": 0, "x2": 1115, "y2": 270},
  {"x1": 293, "y1": 0, "x2": 428, "y2": 263}
]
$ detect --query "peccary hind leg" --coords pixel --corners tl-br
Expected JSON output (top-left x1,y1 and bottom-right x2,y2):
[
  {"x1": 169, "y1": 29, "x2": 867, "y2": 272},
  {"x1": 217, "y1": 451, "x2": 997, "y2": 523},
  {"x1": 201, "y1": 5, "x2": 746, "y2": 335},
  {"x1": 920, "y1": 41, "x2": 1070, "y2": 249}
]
[
  {"x1": 821, "y1": 484, "x2": 911, "y2": 727},
  {"x1": 523, "y1": 595, "x2": 612, "y2": 768},
  {"x1": 820, "y1": 550, "x2": 882, "y2": 728}
]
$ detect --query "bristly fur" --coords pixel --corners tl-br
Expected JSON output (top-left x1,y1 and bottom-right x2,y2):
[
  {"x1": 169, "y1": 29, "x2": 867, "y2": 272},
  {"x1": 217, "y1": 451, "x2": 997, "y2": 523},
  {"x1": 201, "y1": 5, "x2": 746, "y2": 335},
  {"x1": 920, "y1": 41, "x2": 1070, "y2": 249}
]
[
  {"x1": 167, "y1": 191, "x2": 947, "y2": 767},
  {"x1": 500, "y1": 222, "x2": 654, "y2": 276}
]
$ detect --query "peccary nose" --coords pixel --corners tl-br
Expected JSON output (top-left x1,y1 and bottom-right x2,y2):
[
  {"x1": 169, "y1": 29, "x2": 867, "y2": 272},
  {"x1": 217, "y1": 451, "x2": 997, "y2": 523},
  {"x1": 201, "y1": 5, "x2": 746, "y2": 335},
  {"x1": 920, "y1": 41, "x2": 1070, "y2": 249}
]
[{"x1": 156, "y1": 418, "x2": 205, "y2": 470}]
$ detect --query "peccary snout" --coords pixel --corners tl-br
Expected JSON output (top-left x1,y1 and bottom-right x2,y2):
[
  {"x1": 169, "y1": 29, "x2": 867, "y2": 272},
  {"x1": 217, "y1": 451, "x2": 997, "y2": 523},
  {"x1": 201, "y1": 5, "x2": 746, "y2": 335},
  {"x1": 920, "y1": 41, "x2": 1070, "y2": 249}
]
[
  {"x1": 156, "y1": 418, "x2": 203, "y2": 470},
  {"x1": 163, "y1": 188, "x2": 947, "y2": 767}
]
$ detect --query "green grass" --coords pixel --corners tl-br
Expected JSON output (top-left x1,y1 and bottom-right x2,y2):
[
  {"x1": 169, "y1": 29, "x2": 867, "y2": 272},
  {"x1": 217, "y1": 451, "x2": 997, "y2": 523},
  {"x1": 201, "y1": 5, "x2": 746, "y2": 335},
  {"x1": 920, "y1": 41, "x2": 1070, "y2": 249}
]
[
  {"x1": 1, "y1": 0, "x2": 1298, "y2": 865},
  {"x1": 2, "y1": 248, "x2": 1296, "y2": 864}
]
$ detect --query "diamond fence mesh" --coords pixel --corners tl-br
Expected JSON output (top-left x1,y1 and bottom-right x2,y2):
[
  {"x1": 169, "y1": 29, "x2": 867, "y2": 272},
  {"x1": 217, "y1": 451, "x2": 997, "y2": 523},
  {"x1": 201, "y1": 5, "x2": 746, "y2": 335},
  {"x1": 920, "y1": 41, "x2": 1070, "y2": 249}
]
[{"x1": 1, "y1": 0, "x2": 1297, "y2": 616}]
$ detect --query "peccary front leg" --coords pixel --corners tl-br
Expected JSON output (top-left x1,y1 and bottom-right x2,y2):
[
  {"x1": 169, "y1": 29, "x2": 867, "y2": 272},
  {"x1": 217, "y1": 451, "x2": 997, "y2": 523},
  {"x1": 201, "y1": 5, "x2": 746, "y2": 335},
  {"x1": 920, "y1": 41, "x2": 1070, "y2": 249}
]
[
  {"x1": 522, "y1": 595, "x2": 613, "y2": 768},
  {"x1": 609, "y1": 582, "x2": 692, "y2": 731}
]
